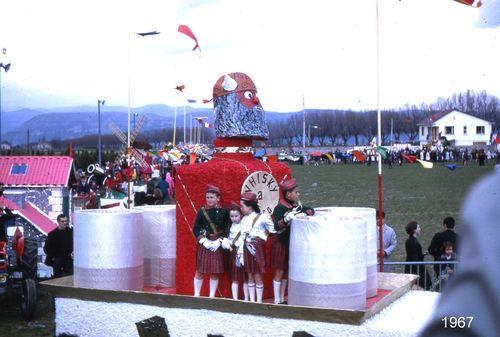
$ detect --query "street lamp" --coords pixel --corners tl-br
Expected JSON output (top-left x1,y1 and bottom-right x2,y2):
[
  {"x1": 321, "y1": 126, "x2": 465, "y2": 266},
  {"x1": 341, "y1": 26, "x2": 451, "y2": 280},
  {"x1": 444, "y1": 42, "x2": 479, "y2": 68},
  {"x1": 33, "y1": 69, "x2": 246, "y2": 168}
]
[
  {"x1": 128, "y1": 31, "x2": 160, "y2": 148},
  {"x1": 0, "y1": 62, "x2": 11, "y2": 155},
  {"x1": 308, "y1": 125, "x2": 319, "y2": 146},
  {"x1": 98, "y1": 99, "x2": 105, "y2": 166}
]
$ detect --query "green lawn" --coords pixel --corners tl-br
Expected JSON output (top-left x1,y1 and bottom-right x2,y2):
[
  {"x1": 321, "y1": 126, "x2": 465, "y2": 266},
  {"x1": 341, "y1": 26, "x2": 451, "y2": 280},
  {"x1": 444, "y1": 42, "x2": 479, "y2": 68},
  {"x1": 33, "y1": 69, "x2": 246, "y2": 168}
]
[{"x1": 291, "y1": 162, "x2": 495, "y2": 261}]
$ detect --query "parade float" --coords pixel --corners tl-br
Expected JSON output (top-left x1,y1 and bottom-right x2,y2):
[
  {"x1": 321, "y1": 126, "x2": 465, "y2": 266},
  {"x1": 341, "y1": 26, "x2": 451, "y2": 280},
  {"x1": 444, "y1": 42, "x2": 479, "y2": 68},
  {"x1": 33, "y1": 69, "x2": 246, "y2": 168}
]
[{"x1": 42, "y1": 72, "x2": 439, "y2": 337}]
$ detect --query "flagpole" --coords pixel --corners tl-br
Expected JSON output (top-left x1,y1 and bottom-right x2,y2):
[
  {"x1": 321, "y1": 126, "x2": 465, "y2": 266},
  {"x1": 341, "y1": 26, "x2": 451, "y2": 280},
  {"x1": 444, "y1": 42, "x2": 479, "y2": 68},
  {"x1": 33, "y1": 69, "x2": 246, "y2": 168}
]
[
  {"x1": 376, "y1": 0, "x2": 385, "y2": 273},
  {"x1": 183, "y1": 103, "x2": 186, "y2": 144},
  {"x1": 302, "y1": 95, "x2": 306, "y2": 149},
  {"x1": 173, "y1": 98, "x2": 177, "y2": 146},
  {"x1": 189, "y1": 109, "x2": 193, "y2": 144}
]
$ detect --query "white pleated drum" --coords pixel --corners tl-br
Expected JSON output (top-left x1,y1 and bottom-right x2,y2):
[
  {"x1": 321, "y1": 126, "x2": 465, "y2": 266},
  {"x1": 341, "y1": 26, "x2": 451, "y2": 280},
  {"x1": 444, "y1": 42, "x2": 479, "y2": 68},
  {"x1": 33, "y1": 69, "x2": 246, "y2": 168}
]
[
  {"x1": 135, "y1": 205, "x2": 176, "y2": 287},
  {"x1": 316, "y1": 207, "x2": 378, "y2": 298},
  {"x1": 288, "y1": 213, "x2": 367, "y2": 310},
  {"x1": 74, "y1": 209, "x2": 144, "y2": 291}
]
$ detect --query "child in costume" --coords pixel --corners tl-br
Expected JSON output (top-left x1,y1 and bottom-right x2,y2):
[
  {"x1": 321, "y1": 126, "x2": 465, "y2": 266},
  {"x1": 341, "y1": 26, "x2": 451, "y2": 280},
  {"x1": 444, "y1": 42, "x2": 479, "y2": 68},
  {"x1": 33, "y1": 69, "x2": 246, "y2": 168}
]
[
  {"x1": 221, "y1": 202, "x2": 249, "y2": 300},
  {"x1": 192, "y1": 184, "x2": 231, "y2": 297}
]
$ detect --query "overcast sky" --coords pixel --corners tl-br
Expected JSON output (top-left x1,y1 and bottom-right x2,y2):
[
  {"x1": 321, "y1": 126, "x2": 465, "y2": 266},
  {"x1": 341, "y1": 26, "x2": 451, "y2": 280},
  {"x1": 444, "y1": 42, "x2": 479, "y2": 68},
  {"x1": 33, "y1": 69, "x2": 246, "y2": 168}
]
[{"x1": 0, "y1": 0, "x2": 499, "y2": 112}]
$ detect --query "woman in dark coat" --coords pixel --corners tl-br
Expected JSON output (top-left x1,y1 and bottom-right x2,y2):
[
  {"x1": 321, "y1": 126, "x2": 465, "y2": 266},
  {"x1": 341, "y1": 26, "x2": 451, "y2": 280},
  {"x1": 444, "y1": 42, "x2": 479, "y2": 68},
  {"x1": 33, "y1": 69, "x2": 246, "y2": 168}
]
[{"x1": 405, "y1": 221, "x2": 432, "y2": 290}]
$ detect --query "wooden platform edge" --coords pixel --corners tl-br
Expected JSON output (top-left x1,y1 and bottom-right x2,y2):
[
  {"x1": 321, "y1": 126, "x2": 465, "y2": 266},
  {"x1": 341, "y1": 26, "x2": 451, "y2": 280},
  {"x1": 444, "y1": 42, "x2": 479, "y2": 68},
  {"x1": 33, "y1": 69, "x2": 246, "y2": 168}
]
[
  {"x1": 41, "y1": 276, "x2": 365, "y2": 325},
  {"x1": 360, "y1": 273, "x2": 419, "y2": 323}
]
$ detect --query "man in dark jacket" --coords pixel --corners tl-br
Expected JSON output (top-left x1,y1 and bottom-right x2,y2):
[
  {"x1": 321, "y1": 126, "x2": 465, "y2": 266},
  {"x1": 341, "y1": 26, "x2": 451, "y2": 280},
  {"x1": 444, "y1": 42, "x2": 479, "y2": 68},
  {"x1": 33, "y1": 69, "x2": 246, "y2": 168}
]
[
  {"x1": 44, "y1": 214, "x2": 73, "y2": 278},
  {"x1": 428, "y1": 217, "x2": 460, "y2": 275}
]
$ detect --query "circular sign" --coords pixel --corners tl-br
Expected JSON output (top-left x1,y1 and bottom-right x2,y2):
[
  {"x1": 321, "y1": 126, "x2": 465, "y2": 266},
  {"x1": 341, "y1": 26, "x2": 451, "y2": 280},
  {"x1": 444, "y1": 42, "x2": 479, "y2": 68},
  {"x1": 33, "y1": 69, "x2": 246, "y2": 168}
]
[{"x1": 241, "y1": 171, "x2": 279, "y2": 214}]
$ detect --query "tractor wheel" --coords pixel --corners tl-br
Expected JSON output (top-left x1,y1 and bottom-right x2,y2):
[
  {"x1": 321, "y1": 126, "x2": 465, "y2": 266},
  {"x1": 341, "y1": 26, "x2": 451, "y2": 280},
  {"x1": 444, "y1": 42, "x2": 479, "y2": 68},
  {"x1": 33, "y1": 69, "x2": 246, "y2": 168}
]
[
  {"x1": 20, "y1": 278, "x2": 37, "y2": 321},
  {"x1": 21, "y1": 237, "x2": 38, "y2": 279}
]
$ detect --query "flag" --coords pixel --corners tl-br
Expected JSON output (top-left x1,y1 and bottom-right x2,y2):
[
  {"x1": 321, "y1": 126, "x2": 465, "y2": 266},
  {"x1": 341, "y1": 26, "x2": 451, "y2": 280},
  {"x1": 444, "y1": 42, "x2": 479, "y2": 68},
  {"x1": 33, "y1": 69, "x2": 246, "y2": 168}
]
[
  {"x1": 202, "y1": 98, "x2": 212, "y2": 104},
  {"x1": 137, "y1": 31, "x2": 160, "y2": 37},
  {"x1": 445, "y1": 164, "x2": 458, "y2": 171},
  {"x1": 452, "y1": 0, "x2": 482, "y2": 7},
  {"x1": 352, "y1": 150, "x2": 366, "y2": 163},
  {"x1": 178, "y1": 25, "x2": 200, "y2": 51},
  {"x1": 492, "y1": 133, "x2": 500, "y2": 144},
  {"x1": 416, "y1": 159, "x2": 434, "y2": 169},
  {"x1": 204, "y1": 122, "x2": 213, "y2": 128},
  {"x1": 402, "y1": 154, "x2": 417, "y2": 163},
  {"x1": 175, "y1": 85, "x2": 185, "y2": 92},
  {"x1": 376, "y1": 146, "x2": 388, "y2": 160},
  {"x1": 187, "y1": 99, "x2": 196, "y2": 103}
]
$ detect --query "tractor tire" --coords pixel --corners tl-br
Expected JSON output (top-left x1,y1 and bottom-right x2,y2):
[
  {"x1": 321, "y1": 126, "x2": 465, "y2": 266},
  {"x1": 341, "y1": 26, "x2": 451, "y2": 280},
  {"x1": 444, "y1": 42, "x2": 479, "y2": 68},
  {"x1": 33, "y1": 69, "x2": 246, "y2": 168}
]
[
  {"x1": 20, "y1": 278, "x2": 37, "y2": 321},
  {"x1": 21, "y1": 237, "x2": 38, "y2": 280}
]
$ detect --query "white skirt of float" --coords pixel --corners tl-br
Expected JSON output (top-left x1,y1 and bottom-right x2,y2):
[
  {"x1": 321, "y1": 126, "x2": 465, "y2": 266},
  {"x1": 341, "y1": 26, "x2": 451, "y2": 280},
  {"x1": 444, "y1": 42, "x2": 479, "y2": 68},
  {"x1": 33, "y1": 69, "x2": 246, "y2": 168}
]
[
  {"x1": 316, "y1": 207, "x2": 378, "y2": 298},
  {"x1": 288, "y1": 213, "x2": 367, "y2": 310},
  {"x1": 135, "y1": 205, "x2": 176, "y2": 287},
  {"x1": 74, "y1": 209, "x2": 144, "y2": 291}
]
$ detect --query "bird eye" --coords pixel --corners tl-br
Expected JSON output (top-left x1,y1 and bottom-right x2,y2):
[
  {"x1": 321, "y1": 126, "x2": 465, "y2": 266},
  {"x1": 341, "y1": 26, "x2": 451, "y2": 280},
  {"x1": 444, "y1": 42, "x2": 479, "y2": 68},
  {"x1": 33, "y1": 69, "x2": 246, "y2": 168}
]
[{"x1": 244, "y1": 91, "x2": 253, "y2": 99}]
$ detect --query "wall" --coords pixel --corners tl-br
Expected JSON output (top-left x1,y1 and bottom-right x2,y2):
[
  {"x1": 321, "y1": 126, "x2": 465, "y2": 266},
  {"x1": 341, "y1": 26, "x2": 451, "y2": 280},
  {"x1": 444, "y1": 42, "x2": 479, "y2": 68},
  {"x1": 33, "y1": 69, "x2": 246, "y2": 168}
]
[{"x1": 435, "y1": 111, "x2": 492, "y2": 146}]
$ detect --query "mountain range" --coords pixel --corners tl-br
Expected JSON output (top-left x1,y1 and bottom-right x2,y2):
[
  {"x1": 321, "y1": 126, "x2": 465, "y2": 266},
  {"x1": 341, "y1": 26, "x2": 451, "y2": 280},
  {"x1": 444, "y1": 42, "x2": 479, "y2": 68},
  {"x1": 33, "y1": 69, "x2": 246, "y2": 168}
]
[{"x1": 1, "y1": 105, "x2": 292, "y2": 145}]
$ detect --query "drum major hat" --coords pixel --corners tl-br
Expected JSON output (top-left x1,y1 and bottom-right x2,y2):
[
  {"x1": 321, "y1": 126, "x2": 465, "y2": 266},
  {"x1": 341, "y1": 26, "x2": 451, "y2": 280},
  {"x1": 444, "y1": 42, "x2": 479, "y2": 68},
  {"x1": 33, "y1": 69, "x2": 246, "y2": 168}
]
[
  {"x1": 240, "y1": 192, "x2": 257, "y2": 203},
  {"x1": 279, "y1": 178, "x2": 297, "y2": 193},
  {"x1": 206, "y1": 184, "x2": 221, "y2": 195}
]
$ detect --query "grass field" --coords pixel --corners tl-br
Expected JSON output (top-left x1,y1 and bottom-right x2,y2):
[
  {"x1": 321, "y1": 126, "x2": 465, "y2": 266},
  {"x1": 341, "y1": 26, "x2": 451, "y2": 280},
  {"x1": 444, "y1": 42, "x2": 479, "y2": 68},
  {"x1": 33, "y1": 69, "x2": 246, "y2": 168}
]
[
  {"x1": 0, "y1": 161, "x2": 494, "y2": 336},
  {"x1": 291, "y1": 162, "x2": 496, "y2": 261}
]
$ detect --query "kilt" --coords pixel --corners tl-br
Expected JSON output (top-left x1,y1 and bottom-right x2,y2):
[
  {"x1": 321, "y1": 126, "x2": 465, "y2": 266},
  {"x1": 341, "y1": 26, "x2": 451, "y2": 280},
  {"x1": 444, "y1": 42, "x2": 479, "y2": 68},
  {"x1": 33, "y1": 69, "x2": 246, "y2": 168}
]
[
  {"x1": 229, "y1": 250, "x2": 245, "y2": 282},
  {"x1": 244, "y1": 237, "x2": 266, "y2": 274},
  {"x1": 269, "y1": 236, "x2": 289, "y2": 271},
  {"x1": 196, "y1": 244, "x2": 224, "y2": 274}
]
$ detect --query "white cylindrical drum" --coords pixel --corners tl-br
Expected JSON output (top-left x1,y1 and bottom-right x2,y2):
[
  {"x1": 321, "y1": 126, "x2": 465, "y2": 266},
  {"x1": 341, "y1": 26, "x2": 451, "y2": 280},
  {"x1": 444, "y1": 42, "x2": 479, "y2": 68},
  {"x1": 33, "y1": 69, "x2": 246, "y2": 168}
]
[
  {"x1": 316, "y1": 207, "x2": 378, "y2": 298},
  {"x1": 74, "y1": 209, "x2": 144, "y2": 291},
  {"x1": 135, "y1": 205, "x2": 176, "y2": 287},
  {"x1": 288, "y1": 213, "x2": 367, "y2": 310}
]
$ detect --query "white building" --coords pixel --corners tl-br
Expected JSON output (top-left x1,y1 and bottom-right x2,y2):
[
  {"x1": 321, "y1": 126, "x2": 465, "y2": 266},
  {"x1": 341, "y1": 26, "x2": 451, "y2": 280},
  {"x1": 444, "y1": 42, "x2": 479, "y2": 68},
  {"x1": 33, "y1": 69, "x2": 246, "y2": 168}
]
[{"x1": 418, "y1": 109, "x2": 494, "y2": 147}]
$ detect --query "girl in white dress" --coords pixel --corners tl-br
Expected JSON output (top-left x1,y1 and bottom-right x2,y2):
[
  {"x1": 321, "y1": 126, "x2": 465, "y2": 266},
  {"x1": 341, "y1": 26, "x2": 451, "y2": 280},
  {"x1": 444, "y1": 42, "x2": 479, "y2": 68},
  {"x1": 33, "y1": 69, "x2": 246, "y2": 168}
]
[{"x1": 239, "y1": 192, "x2": 276, "y2": 303}]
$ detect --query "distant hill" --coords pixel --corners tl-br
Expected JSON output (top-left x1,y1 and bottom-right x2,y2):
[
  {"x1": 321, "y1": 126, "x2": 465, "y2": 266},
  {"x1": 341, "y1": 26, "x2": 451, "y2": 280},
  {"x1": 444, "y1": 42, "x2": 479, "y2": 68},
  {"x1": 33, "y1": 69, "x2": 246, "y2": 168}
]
[{"x1": 2, "y1": 104, "x2": 292, "y2": 145}]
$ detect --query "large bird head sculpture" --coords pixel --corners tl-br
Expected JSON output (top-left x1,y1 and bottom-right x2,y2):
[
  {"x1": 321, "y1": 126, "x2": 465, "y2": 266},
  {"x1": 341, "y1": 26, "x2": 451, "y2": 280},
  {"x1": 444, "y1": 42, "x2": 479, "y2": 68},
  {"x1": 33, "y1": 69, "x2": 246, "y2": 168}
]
[{"x1": 212, "y1": 72, "x2": 269, "y2": 140}]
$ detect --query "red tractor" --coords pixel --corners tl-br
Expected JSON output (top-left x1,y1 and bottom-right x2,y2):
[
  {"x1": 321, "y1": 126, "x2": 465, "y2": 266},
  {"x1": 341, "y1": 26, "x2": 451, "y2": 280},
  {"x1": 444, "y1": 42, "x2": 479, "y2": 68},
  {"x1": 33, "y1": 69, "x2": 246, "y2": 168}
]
[{"x1": 0, "y1": 225, "x2": 38, "y2": 321}]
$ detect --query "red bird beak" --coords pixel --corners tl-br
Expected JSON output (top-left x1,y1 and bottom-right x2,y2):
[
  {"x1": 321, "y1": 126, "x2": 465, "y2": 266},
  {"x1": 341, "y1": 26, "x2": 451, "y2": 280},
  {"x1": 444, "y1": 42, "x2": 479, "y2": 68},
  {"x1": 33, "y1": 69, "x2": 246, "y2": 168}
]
[{"x1": 252, "y1": 95, "x2": 260, "y2": 105}]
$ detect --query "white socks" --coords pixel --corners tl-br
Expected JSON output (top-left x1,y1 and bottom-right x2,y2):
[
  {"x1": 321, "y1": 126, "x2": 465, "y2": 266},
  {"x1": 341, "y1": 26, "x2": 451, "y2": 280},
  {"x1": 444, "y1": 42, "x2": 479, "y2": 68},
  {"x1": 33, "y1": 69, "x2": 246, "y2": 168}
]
[
  {"x1": 209, "y1": 278, "x2": 219, "y2": 298},
  {"x1": 248, "y1": 283, "x2": 256, "y2": 302},
  {"x1": 280, "y1": 279, "x2": 287, "y2": 303},
  {"x1": 231, "y1": 282, "x2": 239, "y2": 300},
  {"x1": 193, "y1": 277, "x2": 203, "y2": 297},
  {"x1": 243, "y1": 282, "x2": 249, "y2": 301},
  {"x1": 256, "y1": 284, "x2": 264, "y2": 303},
  {"x1": 273, "y1": 280, "x2": 281, "y2": 304}
]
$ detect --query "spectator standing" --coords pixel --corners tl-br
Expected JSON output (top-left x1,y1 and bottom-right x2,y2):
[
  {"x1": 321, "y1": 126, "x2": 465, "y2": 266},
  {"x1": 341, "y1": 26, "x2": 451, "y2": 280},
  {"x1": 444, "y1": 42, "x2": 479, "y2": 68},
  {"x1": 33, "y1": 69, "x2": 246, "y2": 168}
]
[
  {"x1": 404, "y1": 221, "x2": 431, "y2": 290},
  {"x1": 44, "y1": 214, "x2": 73, "y2": 278},
  {"x1": 428, "y1": 216, "x2": 459, "y2": 276},
  {"x1": 376, "y1": 210, "x2": 397, "y2": 271}
]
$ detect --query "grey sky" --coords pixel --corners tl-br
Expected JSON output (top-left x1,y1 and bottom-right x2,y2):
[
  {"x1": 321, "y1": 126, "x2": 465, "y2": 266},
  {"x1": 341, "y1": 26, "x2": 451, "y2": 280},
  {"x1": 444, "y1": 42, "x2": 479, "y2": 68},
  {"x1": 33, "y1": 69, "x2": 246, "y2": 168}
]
[{"x1": 0, "y1": 0, "x2": 498, "y2": 112}]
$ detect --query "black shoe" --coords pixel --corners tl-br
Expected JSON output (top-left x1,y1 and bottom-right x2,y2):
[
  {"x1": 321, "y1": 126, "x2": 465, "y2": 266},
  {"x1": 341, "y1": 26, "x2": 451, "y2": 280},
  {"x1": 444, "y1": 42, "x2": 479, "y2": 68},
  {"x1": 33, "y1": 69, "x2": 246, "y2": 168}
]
[{"x1": 279, "y1": 301, "x2": 288, "y2": 305}]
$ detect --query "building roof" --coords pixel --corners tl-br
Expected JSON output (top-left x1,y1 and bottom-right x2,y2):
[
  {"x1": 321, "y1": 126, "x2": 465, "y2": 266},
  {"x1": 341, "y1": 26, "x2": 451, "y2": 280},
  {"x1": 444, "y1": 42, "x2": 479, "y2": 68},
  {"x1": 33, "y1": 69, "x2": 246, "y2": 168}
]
[
  {"x1": 1, "y1": 196, "x2": 57, "y2": 235},
  {"x1": 417, "y1": 109, "x2": 454, "y2": 127},
  {"x1": 418, "y1": 109, "x2": 493, "y2": 127},
  {"x1": 0, "y1": 156, "x2": 73, "y2": 187}
]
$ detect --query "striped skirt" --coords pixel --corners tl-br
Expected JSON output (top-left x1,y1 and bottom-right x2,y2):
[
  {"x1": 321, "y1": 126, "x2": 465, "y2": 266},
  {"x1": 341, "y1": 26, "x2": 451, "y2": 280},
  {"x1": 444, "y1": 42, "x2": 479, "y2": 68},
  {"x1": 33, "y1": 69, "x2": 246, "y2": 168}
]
[
  {"x1": 196, "y1": 243, "x2": 224, "y2": 274},
  {"x1": 244, "y1": 238, "x2": 266, "y2": 274},
  {"x1": 269, "y1": 236, "x2": 289, "y2": 271},
  {"x1": 229, "y1": 250, "x2": 245, "y2": 282}
]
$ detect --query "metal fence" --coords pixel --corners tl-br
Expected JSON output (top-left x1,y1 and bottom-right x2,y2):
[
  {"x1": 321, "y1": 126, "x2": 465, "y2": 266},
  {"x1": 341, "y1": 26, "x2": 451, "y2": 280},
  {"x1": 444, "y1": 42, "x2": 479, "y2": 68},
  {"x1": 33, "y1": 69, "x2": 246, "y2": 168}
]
[{"x1": 379, "y1": 260, "x2": 459, "y2": 292}]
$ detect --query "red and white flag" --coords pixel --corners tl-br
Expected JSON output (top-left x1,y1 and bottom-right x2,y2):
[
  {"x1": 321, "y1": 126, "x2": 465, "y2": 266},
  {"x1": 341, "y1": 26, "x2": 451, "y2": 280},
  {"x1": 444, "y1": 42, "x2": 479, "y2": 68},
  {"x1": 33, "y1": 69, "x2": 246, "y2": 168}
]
[
  {"x1": 178, "y1": 25, "x2": 201, "y2": 51},
  {"x1": 204, "y1": 122, "x2": 213, "y2": 129},
  {"x1": 452, "y1": 0, "x2": 482, "y2": 7}
]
